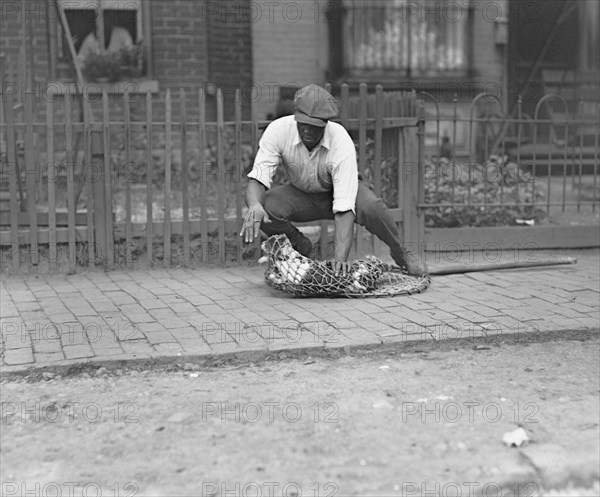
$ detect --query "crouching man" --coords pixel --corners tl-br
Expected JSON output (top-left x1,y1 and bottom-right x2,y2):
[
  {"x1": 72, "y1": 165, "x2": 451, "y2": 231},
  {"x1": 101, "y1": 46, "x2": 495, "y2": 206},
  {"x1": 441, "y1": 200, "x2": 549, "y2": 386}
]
[{"x1": 240, "y1": 84, "x2": 427, "y2": 276}]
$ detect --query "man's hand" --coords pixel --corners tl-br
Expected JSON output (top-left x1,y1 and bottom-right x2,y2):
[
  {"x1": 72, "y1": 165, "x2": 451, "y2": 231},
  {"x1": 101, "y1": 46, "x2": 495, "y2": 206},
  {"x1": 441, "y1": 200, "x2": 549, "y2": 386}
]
[
  {"x1": 326, "y1": 259, "x2": 351, "y2": 277},
  {"x1": 239, "y1": 204, "x2": 270, "y2": 243}
]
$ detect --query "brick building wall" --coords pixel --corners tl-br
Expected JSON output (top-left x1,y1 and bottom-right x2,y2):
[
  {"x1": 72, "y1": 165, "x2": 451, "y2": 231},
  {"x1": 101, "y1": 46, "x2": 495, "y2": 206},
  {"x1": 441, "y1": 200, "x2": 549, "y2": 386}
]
[
  {"x1": 251, "y1": 0, "x2": 330, "y2": 120},
  {"x1": 150, "y1": 0, "x2": 209, "y2": 95},
  {"x1": 1, "y1": 0, "x2": 253, "y2": 120},
  {"x1": 471, "y1": 0, "x2": 509, "y2": 103}
]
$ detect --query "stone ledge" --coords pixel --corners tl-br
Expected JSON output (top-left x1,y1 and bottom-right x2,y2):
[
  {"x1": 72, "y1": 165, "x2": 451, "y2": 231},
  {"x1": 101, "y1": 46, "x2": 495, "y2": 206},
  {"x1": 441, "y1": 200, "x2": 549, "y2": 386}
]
[{"x1": 45, "y1": 80, "x2": 160, "y2": 96}]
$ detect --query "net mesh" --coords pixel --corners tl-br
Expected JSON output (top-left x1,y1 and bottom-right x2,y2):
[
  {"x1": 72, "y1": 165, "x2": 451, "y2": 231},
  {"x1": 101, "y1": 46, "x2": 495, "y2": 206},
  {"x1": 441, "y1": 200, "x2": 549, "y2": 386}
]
[{"x1": 259, "y1": 235, "x2": 431, "y2": 298}]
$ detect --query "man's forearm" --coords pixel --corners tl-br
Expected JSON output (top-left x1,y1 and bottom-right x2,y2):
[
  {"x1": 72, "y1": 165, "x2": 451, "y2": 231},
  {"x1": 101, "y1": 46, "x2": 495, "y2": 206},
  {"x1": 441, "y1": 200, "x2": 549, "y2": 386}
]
[
  {"x1": 246, "y1": 179, "x2": 266, "y2": 208},
  {"x1": 333, "y1": 211, "x2": 355, "y2": 262}
]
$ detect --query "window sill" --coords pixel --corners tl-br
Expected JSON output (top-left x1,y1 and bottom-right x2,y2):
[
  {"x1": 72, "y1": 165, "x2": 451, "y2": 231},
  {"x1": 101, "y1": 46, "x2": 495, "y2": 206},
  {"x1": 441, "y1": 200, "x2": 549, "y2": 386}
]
[
  {"x1": 335, "y1": 73, "x2": 476, "y2": 89},
  {"x1": 46, "y1": 79, "x2": 160, "y2": 96}
]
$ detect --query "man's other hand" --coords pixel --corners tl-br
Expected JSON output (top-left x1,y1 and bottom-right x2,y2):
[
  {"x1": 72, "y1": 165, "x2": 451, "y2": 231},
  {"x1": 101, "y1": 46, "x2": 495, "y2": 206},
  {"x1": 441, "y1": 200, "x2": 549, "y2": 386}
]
[
  {"x1": 326, "y1": 259, "x2": 351, "y2": 277},
  {"x1": 240, "y1": 205, "x2": 270, "y2": 243}
]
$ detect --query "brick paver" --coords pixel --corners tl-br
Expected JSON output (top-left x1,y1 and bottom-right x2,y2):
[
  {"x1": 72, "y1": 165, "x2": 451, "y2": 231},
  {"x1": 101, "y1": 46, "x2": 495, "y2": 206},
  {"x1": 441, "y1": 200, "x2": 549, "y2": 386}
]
[{"x1": 1, "y1": 249, "x2": 598, "y2": 372}]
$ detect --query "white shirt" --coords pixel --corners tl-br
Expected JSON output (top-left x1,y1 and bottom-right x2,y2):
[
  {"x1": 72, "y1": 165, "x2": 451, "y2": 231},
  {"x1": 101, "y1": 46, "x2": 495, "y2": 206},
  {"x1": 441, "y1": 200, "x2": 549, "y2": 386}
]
[{"x1": 247, "y1": 115, "x2": 359, "y2": 214}]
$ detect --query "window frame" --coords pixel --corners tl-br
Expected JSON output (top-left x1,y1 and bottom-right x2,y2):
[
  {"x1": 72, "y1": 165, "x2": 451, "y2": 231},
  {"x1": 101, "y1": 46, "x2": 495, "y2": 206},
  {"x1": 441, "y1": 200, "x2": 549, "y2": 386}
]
[
  {"x1": 49, "y1": 0, "x2": 154, "y2": 82},
  {"x1": 329, "y1": 0, "x2": 475, "y2": 84}
]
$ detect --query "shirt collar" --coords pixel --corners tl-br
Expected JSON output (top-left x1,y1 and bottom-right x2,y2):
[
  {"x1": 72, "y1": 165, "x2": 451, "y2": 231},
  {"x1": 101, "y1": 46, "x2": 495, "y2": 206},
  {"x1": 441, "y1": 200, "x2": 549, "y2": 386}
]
[{"x1": 293, "y1": 122, "x2": 332, "y2": 151}]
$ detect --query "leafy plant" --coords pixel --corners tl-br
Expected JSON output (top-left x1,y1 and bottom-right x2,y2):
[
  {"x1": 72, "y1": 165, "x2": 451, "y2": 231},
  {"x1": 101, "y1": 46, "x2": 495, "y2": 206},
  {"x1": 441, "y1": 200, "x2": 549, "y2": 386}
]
[{"x1": 81, "y1": 43, "x2": 145, "y2": 82}]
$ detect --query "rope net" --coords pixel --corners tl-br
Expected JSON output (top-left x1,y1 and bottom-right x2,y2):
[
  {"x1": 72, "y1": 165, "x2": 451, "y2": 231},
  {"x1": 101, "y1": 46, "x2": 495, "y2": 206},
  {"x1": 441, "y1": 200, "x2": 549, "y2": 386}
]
[{"x1": 259, "y1": 235, "x2": 431, "y2": 298}]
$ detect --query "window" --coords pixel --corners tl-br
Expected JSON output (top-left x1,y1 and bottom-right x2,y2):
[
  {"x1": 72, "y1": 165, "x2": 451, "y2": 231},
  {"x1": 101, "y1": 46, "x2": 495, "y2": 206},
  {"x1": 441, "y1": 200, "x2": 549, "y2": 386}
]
[
  {"x1": 53, "y1": 0, "x2": 152, "y2": 81},
  {"x1": 331, "y1": 0, "x2": 473, "y2": 79}
]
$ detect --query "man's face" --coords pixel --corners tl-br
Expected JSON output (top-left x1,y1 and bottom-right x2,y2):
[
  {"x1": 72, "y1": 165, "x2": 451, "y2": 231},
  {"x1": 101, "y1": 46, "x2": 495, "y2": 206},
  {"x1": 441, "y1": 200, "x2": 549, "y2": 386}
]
[{"x1": 297, "y1": 122, "x2": 326, "y2": 150}]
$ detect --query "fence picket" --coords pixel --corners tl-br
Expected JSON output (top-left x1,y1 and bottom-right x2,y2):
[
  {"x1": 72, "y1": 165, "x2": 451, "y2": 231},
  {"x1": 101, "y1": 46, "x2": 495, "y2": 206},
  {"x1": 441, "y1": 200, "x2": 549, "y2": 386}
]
[
  {"x1": 24, "y1": 92, "x2": 38, "y2": 266},
  {"x1": 235, "y1": 89, "x2": 243, "y2": 261},
  {"x1": 146, "y1": 90, "x2": 153, "y2": 264},
  {"x1": 250, "y1": 97, "x2": 260, "y2": 256},
  {"x1": 64, "y1": 93, "x2": 75, "y2": 271},
  {"x1": 124, "y1": 92, "x2": 132, "y2": 266},
  {"x1": 217, "y1": 89, "x2": 226, "y2": 264},
  {"x1": 6, "y1": 93, "x2": 19, "y2": 271},
  {"x1": 356, "y1": 83, "x2": 368, "y2": 257},
  {"x1": 180, "y1": 88, "x2": 190, "y2": 266},
  {"x1": 374, "y1": 85, "x2": 383, "y2": 196},
  {"x1": 164, "y1": 89, "x2": 172, "y2": 266},
  {"x1": 84, "y1": 109, "x2": 95, "y2": 268},
  {"x1": 199, "y1": 88, "x2": 208, "y2": 263},
  {"x1": 340, "y1": 84, "x2": 349, "y2": 127},
  {"x1": 46, "y1": 99, "x2": 57, "y2": 270},
  {"x1": 102, "y1": 91, "x2": 114, "y2": 267}
]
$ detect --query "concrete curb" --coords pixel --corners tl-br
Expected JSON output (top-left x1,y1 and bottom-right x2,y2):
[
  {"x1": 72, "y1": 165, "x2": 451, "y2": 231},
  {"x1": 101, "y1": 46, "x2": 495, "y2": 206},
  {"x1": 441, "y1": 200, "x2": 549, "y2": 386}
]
[{"x1": 2, "y1": 327, "x2": 597, "y2": 382}]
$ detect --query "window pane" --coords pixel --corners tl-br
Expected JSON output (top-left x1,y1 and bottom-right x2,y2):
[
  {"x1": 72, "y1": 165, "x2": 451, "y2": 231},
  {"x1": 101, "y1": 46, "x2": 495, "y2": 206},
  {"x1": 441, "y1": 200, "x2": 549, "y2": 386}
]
[{"x1": 342, "y1": 0, "x2": 469, "y2": 76}]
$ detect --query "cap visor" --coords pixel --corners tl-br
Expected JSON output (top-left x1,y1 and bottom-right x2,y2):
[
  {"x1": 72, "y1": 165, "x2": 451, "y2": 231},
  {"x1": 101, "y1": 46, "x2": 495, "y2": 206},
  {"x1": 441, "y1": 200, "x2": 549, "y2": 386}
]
[{"x1": 294, "y1": 111, "x2": 327, "y2": 127}]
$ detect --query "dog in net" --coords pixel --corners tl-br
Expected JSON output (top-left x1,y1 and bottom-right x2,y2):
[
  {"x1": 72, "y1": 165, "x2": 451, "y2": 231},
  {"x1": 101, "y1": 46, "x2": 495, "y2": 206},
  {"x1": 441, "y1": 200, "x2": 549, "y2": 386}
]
[{"x1": 258, "y1": 234, "x2": 431, "y2": 298}]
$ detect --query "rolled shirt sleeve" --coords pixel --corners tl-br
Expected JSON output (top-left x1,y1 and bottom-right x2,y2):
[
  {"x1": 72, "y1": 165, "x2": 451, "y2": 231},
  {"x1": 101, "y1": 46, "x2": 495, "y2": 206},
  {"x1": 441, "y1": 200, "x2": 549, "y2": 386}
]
[
  {"x1": 331, "y1": 134, "x2": 359, "y2": 215},
  {"x1": 246, "y1": 124, "x2": 281, "y2": 189}
]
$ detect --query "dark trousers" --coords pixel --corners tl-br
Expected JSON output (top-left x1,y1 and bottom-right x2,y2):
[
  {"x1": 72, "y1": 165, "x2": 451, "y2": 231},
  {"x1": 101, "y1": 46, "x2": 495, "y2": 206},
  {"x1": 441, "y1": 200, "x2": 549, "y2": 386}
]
[{"x1": 261, "y1": 182, "x2": 406, "y2": 265}]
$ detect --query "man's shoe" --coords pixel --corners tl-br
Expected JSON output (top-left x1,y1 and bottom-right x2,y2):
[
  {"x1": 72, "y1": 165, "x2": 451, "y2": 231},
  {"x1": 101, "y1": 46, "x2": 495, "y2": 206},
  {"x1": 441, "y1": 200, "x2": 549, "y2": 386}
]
[
  {"x1": 292, "y1": 234, "x2": 315, "y2": 259},
  {"x1": 392, "y1": 248, "x2": 428, "y2": 275},
  {"x1": 405, "y1": 252, "x2": 428, "y2": 275}
]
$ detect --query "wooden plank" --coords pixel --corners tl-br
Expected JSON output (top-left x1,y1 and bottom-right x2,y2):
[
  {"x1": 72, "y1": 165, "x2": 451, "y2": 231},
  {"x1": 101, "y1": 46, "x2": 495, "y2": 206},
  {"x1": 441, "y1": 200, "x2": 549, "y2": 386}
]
[
  {"x1": 235, "y1": 89, "x2": 243, "y2": 244},
  {"x1": 0, "y1": 227, "x2": 89, "y2": 245},
  {"x1": 425, "y1": 226, "x2": 600, "y2": 250},
  {"x1": 46, "y1": 99, "x2": 57, "y2": 270},
  {"x1": 84, "y1": 112, "x2": 95, "y2": 268},
  {"x1": 164, "y1": 89, "x2": 172, "y2": 266},
  {"x1": 216, "y1": 88, "x2": 226, "y2": 264},
  {"x1": 0, "y1": 211, "x2": 105, "y2": 227},
  {"x1": 356, "y1": 83, "x2": 368, "y2": 258},
  {"x1": 64, "y1": 94, "x2": 76, "y2": 271},
  {"x1": 90, "y1": 129, "x2": 107, "y2": 264},
  {"x1": 180, "y1": 88, "x2": 190, "y2": 266},
  {"x1": 374, "y1": 85, "x2": 383, "y2": 197},
  {"x1": 250, "y1": 95, "x2": 261, "y2": 257},
  {"x1": 24, "y1": 92, "x2": 38, "y2": 265},
  {"x1": 124, "y1": 92, "x2": 132, "y2": 266},
  {"x1": 146, "y1": 90, "x2": 153, "y2": 264},
  {"x1": 199, "y1": 88, "x2": 208, "y2": 263},
  {"x1": 340, "y1": 84, "x2": 349, "y2": 128},
  {"x1": 403, "y1": 125, "x2": 421, "y2": 249},
  {"x1": 102, "y1": 91, "x2": 114, "y2": 267},
  {"x1": 5, "y1": 92, "x2": 19, "y2": 271},
  {"x1": 113, "y1": 213, "x2": 403, "y2": 247},
  {"x1": 340, "y1": 84, "x2": 350, "y2": 260}
]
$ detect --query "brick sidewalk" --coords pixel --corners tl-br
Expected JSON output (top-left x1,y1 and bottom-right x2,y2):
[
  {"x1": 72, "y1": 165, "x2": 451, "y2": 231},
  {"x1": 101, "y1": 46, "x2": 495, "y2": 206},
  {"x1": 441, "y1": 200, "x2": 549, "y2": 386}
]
[{"x1": 1, "y1": 250, "x2": 598, "y2": 373}]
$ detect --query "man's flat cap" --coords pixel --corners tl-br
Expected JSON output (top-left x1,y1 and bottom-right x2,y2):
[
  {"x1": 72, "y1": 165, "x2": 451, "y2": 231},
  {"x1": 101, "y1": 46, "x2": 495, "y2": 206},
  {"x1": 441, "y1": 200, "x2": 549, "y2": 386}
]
[{"x1": 293, "y1": 84, "x2": 339, "y2": 127}]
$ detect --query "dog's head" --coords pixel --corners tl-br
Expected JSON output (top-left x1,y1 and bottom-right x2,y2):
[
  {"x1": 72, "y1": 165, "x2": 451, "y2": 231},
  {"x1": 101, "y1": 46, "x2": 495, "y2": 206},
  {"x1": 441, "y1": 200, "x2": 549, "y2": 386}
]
[{"x1": 259, "y1": 234, "x2": 298, "y2": 263}]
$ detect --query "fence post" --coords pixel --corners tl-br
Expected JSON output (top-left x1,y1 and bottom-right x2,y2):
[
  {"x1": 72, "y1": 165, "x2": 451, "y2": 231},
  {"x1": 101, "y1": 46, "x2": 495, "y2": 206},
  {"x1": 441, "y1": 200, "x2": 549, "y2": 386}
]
[
  {"x1": 400, "y1": 122, "x2": 424, "y2": 256},
  {"x1": 91, "y1": 130, "x2": 108, "y2": 265}
]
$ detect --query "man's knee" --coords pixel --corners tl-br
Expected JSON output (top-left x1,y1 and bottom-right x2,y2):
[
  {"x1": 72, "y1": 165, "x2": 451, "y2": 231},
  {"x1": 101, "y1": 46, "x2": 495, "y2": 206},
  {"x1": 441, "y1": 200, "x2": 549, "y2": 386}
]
[
  {"x1": 356, "y1": 191, "x2": 389, "y2": 224},
  {"x1": 264, "y1": 189, "x2": 291, "y2": 220}
]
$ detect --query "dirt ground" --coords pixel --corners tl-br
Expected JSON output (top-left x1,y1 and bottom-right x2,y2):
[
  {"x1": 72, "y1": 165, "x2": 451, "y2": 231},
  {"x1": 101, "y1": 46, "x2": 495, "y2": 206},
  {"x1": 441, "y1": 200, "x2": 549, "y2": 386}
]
[{"x1": 1, "y1": 332, "x2": 599, "y2": 497}]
